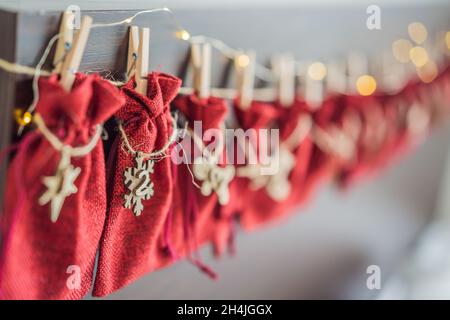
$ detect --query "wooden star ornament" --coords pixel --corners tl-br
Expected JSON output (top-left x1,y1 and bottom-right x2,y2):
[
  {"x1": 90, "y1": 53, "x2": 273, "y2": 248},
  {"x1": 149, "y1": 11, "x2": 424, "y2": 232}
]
[{"x1": 39, "y1": 150, "x2": 80, "y2": 223}]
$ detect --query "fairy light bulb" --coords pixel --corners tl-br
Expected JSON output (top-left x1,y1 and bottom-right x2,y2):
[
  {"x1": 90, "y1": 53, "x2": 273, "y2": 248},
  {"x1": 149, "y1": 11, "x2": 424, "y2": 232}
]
[
  {"x1": 14, "y1": 109, "x2": 33, "y2": 126},
  {"x1": 392, "y1": 39, "x2": 413, "y2": 63},
  {"x1": 236, "y1": 54, "x2": 250, "y2": 68},
  {"x1": 176, "y1": 29, "x2": 190, "y2": 41},
  {"x1": 409, "y1": 46, "x2": 429, "y2": 67},
  {"x1": 408, "y1": 22, "x2": 428, "y2": 44},
  {"x1": 307, "y1": 62, "x2": 327, "y2": 81},
  {"x1": 356, "y1": 75, "x2": 377, "y2": 96},
  {"x1": 23, "y1": 112, "x2": 32, "y2": 124},
  {"x1": 417, "y1": 60, "x2": 438, "y2": 83}
]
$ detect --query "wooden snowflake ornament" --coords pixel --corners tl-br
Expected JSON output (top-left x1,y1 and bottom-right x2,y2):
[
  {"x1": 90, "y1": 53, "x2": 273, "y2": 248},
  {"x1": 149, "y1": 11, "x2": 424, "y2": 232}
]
[
  {"x1": 237, "y1": 146, "x2": 295, "y2": 201},
  {"x1": 192, "y1": 156, "x2": 235, "y2": 205},
  {"x1": 123, "y1": 155, "x2": 155, "y2": 216}
]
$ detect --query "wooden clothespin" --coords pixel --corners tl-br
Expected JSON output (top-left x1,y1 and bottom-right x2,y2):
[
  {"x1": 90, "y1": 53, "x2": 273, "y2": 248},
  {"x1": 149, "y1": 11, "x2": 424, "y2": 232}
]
[
  {"x1": 53, "y1": 10, "x2": 75, "y2": 74},
  {"x1": 377, "y1": 51, "x2": 407, "y2": 94},
  {"x1": 346, "y1": 52, "x2": 368, "y2": 94},
  {"x1": 191, "y1": 42, "x2": 211, "y2": 99},
  {"x1": 295, "y1": 61, "x2": 307, "y2": 98},
  {"x1": 326, "y1": 59, "x2": 347, "y2": 94},
  {"x1": 134, "y1": 27, "x2": 150, "y2": 96},
  {"x1": 272, "y1": 53, "x2": 295, "y2": 107},
  {"x1": 304, "y1": 61, "x2": 326, "y2": 109},
  {"x1": 59, "y1": 15, "x2": 93, "y2": 91},
  {"x1": 235, "y1": 50, "x2": 255, "y2": 109},
  {"x1": 126, "y1": 26, "x2": 139, "y2": 80}
]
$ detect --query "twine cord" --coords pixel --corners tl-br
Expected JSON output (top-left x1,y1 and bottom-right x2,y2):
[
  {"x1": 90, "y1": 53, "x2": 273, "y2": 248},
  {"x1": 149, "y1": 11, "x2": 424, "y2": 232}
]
[
  {"x1": 118, "y1": 113, "x2": 180, "y2": 160},
  {"x1": 33, "y1": 113, "x2": 102, "y2": 157}
]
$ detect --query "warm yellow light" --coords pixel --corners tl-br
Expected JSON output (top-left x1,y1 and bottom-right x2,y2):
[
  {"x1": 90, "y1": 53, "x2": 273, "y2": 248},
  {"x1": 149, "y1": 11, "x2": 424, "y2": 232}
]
[
  {"x1": 23, "y1": 112, "x2": 32, "y2": 124},
  {"x1": 408, "y1": 22, "x2": 428, "y2": 44},
  {"x1": 417, "y1": 60, "x2": 438, "y2": 83},
  {"x1": 236, "y1": 54, "x2": 250, "y2": 68},
  {"x1": 356, "y1": 75, "x2": 377, "y2": 96},
  {"x1": 446, "y1": 31, "x2": 450, "y2": 50},
  {"x1": 176, "y1": 29, "x2": 190, "y2": 41},
  {"x1": 392, "y1": 39, "x2": 413, "y2": 63},
  {"x1": 409, "y1": 46, "x2": 429, "y2": 67},
  {"x1": 14, "y1": 109, "x2": 33, "y2": 126},
  {"x1": 307, "y1": 62, "x2": 327, "y2": 81}
]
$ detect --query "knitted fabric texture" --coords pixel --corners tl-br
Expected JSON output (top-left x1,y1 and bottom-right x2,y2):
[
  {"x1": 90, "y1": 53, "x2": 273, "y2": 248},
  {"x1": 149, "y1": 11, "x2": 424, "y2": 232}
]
[
  {"x1": 300, "y1": 95, "x2": 355, "y2": 203},
  {"x1": 238, "y1": 99, "x2": 314, "y2": 230},
  {"x1": 223, "y1": 100, "x2": 280, "y2": 232},
  {"x1": 93, "y1": 72, "x2": 181, "y2": 297},
  {"x1": 160, "y1": 94, "x2": 228, "y2": 265},
  {"x1": 0, "y1": 74, "x2": 125, "y2": 299}
]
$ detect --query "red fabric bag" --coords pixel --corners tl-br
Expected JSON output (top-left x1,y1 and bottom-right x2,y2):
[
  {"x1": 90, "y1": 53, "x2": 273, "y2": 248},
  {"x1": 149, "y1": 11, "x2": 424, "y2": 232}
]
[
  {"x1": 341, "y1": 68, "x2": 450, "y2": 186},
  {"x1": 0, "y1": 74, "x2": 124, "y2": 299},
  {"x1": 276, "y1": 100, "x2": 315, "y2": 207},
  {"x1": 375, "y1": 81, "x2": 432, "y2": 170},
  {"x1": 213, "y1": 100, "x2": 277, "y2": 250},
  {"x1": 158, "y1": 94, "x2": 229, "y2": 269},
  {"x1": 93, "y1": 73, "x2": 181, "y2": 297},
  {"x1": 237, "y1": 99, "x2": 314, "y2": 230},
  {"x1": 338, "y1": 95, "x2": 388, "y2": 188},
  {"x1": 302, "y1": 95, "x2": 361, "y2": 201},
  {"x1": 223, "y1": 100, "x2": 280, "y2": 231}
]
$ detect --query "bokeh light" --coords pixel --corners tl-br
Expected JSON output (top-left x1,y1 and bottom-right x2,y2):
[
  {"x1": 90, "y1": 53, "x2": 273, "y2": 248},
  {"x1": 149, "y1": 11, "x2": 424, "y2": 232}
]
[
  {"x1": 236, "y1": 54, "x2": 250, "y2": 68},
  {"x1": 408, "y1": 22, "x2": 428, "y2": 44},
  {"x1": 175, "y1": 29, "x2": 190, "y2": 41},
  {"x1": 307, "y1": 62, "x2": 327, "y2": 81},
  {"x1": 392, "y1": 39, "x2": 413, "y2": 63},
  {"x1": 416, "y1": 60, "x2": 438, "y2": 83},
  {"x1": 409, "y1": 46, "x2": 429, "y2": 67},
  {"x1": 356, "y1": 75, "x2": 377, "y2": 96}
]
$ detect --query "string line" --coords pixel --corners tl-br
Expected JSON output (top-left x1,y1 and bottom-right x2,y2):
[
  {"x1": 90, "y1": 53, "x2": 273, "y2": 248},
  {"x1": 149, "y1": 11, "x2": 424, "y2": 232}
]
[
  {"x1": 33, "y1": 113, "x2": 102, "y2": 157},
  {"x1": 118, "y1": 113, "x2": 180, "y2": 160}
]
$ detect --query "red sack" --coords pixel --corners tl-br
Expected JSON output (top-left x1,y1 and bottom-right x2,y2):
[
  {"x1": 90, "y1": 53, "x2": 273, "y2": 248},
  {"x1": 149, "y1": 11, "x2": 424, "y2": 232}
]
[
  {"x1": 301, "y1": 95, "x2": 361, "y2": 201},
  {"x1": 0, "y1": 74, "x2": 124, "y2": 299},
  {"x1": 276, "y1": 99, "x2": 315, "y2": 206},
  {"x1": 237, "y1": 99, "x2": 314, "y2": 230},
  {"x1": 223, "y1": 100, "x2": 280, "y2": 231},
  {"x1": 93, "y1": 73, "x2": 181, "y2": 297},
  {"x1": 338, "y1": 95, "x2": 388, "y2": 188},
  {"x1": 228, "y1": 99, "x2": 277, "y2": 219},
  {"x1": 374, "y1": 81, "x2": 432, "y2": 170},
  {"x1": 159, "y1": 94, "x2": 229, "y2": 271}
]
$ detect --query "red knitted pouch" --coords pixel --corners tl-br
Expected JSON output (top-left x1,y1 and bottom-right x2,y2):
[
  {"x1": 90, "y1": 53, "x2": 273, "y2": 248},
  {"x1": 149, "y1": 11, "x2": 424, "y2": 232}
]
[
  {"x1": 374, "y1": 81, "x2": 433, "y2": 170},
  {"x1": 93, "y1": 73, "x2": 181, "y2": 297},
  {"x1": 238, "y1": 99, "x2": 314, "y2": 230},
  {"x1": 0, "y1": 74, "x2": 124, "y2": 299},
  {"x1": 338, "y1": 95, "x2": 387, "y2": 188},
  {"x1": 277, "y1": 100, "x2": 315, "y2": 206},
  {"x1": 157, "y1": 94, "x2": 229, "y2": 272},
  {"x1": 301, "y1": 95, "x2": 361, "y2": 202},
  {"x1": 213, "y1": 100, "x2": 278, "y2": 250},
  {"x1": 225, "y1": 100, "x2": 281, "y2": 231}
]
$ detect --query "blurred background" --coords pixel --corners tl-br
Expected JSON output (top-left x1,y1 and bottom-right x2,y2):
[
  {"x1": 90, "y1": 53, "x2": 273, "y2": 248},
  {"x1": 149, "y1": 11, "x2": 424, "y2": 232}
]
[
  {"x1": 99, "y1": 0, "x2": 450, "y2": 299},
  {"x1": 2, "y1": 0, "x2": 450, "y2": 299}
]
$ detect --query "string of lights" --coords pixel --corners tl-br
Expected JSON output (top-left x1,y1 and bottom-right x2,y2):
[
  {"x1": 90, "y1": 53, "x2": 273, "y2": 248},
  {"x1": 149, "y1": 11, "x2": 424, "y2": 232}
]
[{"x1": 0, "y1": 7, "x2": 448, "y2": 129}]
